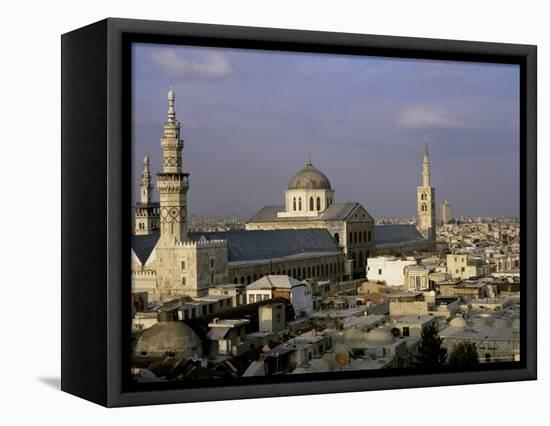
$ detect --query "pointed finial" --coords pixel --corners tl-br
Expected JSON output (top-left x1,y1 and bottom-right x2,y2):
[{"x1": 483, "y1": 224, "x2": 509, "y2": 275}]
[
  {"x1": 424, "y1": 134, "x2": 429, "y2": 158},
  {"x1": 306, "y1": 154, "x2": 312, "y2": 167},
  {"x1": 167, "y1": 84, "x2": 176, "y2": 122},
  {"x1": 144, "y1": 152, "x2": 150, "y2": 165}
]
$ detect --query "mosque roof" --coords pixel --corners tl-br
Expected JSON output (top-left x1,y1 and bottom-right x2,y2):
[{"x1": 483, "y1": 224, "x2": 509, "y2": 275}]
[
  {"x1": 189, "y1": 228, "x2": 340, "y2": 263},
  {"x1": 131, "y1": 228, "x2": 341, "y2": 266},
  {"x1": 132, "y1": 234, "x2": 159, "y2": 264},
  {"x1": 372, "y1": 224, "x2": 426, "y2": 247},
  {"x1": 247, "y1": 202, "x2": 368, "y2": 223}
]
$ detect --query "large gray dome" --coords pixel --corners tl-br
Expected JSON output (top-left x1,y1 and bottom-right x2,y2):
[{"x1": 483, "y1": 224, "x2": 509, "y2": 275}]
[
  {"x1": 288, "y1": 159, "x2": 332, "y2": 190},
  {"x1": 135, "y1": 321, "x2": 202, "y2": 358}
]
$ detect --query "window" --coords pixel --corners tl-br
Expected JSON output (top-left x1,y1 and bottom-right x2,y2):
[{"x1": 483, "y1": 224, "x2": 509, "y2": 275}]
[
  {"x1": 249, "y1": 295, "x2": 256, "y2": 303},
  {"x1": 240, "y1": 276, "x2": 245, "y2": 284},
  {"x1": 378, "y1": 268, "x2": 382, "y2": 275},
  {"x1": 299, "y1": 197, "x2": 302, "y2": 210},
  {"x1": 309, "y1": 197, "x2": 314, "y2": 211},
  {"x1": 354, "y1": 231, "x2": 358, "y2": 243},
  {"x1": 182, "y1": 277, "x2": 186, "y2": 286},
  {"x1": 211, "y1": 273, "x2": 214, "y2": 284},
  {"x1": 358, "y1": 252, "x2": 363, "y2": 267},
  {"x1": 368, "y1": 231, "x2": 371, "y2": 242},
  {"x1": 316, "y1": 196, "x2": 321, "y2": 211},
  {"x1": 210, "y1": 259, "x2": 214, "y2": 268},
  {"x1": 247, "y1": 276, "x2": 251, "y2": 284},
  {"x1": 358, "y1": 232, "x2": 362, "y2": 243},
  {"x1": 403, "y1": 327, "x2": 410, "y2": 337},
  {"x1": 485, "y1": 353, "x2": 491, "y2": 362},
  {"x1": 293, "y1": 197, "x2": 296, "y2": 211},
  {"x1": 233, "y1": 277, "x2": 238, "y2": 284},
  {"x1": 181, "y1": 261, "x2": 186, "y2": 270},
  {"x1": 334, "y1": 232, "x2": 339, "y2": 243},
  {"x1": 349, "y1": 232, "x2": 353, "y2": 244}
]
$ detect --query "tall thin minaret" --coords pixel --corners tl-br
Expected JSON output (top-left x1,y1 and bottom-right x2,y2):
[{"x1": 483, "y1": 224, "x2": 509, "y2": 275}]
[
  {"x1": 157, "y1": 86, "x2": 189, "y2": 243},
  {"x1": 140, "y1": 153, "x2": 152, "y2": 204},
  {"x1": 417, "y1": 135, "x2": 436, "y2": 242},
  {"x1": 134, "y1": 153, "x2": 159, "y2": 236}
]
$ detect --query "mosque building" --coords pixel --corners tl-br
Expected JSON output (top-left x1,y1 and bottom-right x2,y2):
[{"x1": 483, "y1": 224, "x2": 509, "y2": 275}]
[{"x1": 131, "y1": 87, "x2": 435, "y2": 302}]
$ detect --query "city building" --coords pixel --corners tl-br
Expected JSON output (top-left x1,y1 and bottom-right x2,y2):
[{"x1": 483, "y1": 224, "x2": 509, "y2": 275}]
[
  {"x1": 366, "y1": 256, "x2": 417, "y2": 286},
  {"x1": 441, "y1": 200, "x2": 453, "y2": 224},
  {"x1": 246, "y1": 275, "x2": 313, "y2": 316}
]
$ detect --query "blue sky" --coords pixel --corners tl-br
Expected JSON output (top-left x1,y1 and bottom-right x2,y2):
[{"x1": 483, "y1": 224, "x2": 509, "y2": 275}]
[{"x1": 132, "y1": 43, "x2": 520, "y2": 220}]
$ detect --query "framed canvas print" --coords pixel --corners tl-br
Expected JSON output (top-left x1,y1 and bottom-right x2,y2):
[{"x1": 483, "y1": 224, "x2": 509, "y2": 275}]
[{"x1": 61, "y1": 18, "x2": 537, "y2": 407}]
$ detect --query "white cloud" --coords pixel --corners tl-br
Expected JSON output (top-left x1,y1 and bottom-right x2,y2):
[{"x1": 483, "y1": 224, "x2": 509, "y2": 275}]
[
  {"x1": 398, "y1": 105, "x2": 464, "y2": 129},
  {"x1": 149, "y1": 50, "x2": 233, "y2": 77}
]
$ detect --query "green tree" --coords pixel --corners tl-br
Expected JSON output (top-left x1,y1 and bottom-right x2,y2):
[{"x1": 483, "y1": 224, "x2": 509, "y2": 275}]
[
  {"x1": 415, "y1": 323, "x2": 447, "y2": 369},
  {"x1": 447, "y1": 342, "x2": 479, "y2": 368}
]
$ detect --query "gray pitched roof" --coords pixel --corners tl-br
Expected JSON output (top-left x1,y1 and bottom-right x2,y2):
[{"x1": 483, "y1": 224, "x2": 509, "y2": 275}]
[
  {"x1": 247, "y1": 275, "x2": 305, "y2": 289},
  {"x1": 247, "y1": 202, "x2": 366, "y2": 223},
  {"x1": 132, "y1": 234, "x2": 160, "y2": 264},
  {"x1": 132, "y1": 228, "x2": 340, "y2": 265},
  {"x1": 373, "y1": 224, "x2": 426, "y2": 247},
  {"x1": 189, "y1": 228, "x2": 340, "y2": 263}
]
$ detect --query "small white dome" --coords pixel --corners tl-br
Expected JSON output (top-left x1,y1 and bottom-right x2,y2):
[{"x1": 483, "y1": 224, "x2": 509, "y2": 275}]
[
  {"x1": 366, "y1": 328, "x2": 395, "y2": 345},
  {"x1": 450, "y1": 317, "x2": 467, "y2": 328}
]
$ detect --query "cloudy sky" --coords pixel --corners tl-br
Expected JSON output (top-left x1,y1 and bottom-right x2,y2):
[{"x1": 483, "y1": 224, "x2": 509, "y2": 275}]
[{"x1": 132, "y1": 43, "x2": 520, "y2": 220}]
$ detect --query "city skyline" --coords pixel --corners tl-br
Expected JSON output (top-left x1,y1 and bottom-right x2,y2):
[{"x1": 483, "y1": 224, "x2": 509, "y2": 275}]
[{"x1": 132, "y1": 43, "x2": 520, "y2": 219}]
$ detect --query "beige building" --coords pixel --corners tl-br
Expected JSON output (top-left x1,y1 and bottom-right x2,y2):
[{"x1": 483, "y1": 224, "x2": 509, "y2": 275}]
[{"x1": 447, "y1": 254, "x2": 490, "y2": 279}]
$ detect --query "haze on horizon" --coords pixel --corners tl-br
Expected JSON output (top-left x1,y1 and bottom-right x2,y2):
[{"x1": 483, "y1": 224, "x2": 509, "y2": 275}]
[{"x1": 132, "y1": 43, "x2": 520, "y2": 220}]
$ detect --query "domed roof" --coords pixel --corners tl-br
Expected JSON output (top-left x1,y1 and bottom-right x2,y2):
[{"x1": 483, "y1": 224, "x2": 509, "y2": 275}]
[
  {"x1": 288, "y1": 158, "x2": 332, "y2": 190},
  {"x1": 449, "y1": 317, "x2": 467, "y2": 328},
  {"x1": 365, "y1": 328, "x2": 395, "y2": 345},
  {"x1": 135, "y1": 321, "x2": 202, "y2": 358},
  {"x1": 343, "y1": 328, "x2": 366, "y2": 345}
]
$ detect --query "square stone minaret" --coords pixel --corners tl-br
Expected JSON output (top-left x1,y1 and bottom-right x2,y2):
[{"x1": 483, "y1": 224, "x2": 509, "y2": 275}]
[
  {"x1": 417, "y1": 139, "x2": 436, "y2": 241},
  {"x1": 156, "y1": 86, "x2": 189, "y2": 244}
]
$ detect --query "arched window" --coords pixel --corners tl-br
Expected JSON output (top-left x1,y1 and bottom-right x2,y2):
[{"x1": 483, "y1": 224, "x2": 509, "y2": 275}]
[
  {"x1": 349, "y1": 232, "x2": 353, "y2": 244},
  {"x1": 293, "y1": 197, "x2": 296, "y2": 211},
  {"x1": 316, "y1": 197, "x2": 321, "y2": 211},
  {"x1": 358, "y1": 251, "x2": 363, "y2": 267},
  {"x1": 334, "y1": 232, "x2": 339, "y2": 243},
  {"x1": 302, "y1": 267, "x2": 306, "y2": 278},
  {"x1": 247, "y1": 276, "x2": 251, "y2": 284},
  {"x1": 309, "y1": 197, "x2": 314, "y2": 211},
  {"x1": 307, "y1": 266, "x2": 311, "y2": 277},
  {"x1": 358, "y1": 232, "x2": 362, "y2": 243},
  {"x1": 368, "y1": 231, "x2": 372, "y2": 241},
  {"x1": 354, "y1": 231, "x2": 358, "y2": 243},
  {"x1": 240, "y1": 276, "x2": 245, "y2": 284},
  {"x1": 298, "y1": 197, "x2": 302, "y2": 210},
  {"x1": 233, "y1": 277, "x2": 238, "y2": 284}
]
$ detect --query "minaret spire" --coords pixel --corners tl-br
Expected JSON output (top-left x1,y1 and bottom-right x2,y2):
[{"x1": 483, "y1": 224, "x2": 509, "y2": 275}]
[
  {"x1": 140, "y1": 152, "x2": 152, "y2": 204},
  {"x1": 167, "y1": 84, "x2": 176, "y2": 124},
  {"x1": 422, "y1": 135, "x2": 431, "y2": 187}
]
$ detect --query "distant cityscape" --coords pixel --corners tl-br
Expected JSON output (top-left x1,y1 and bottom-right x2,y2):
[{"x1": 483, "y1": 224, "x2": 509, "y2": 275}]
[{"x1": 130, "y1": 87, "x2": 520, "y2": 383}]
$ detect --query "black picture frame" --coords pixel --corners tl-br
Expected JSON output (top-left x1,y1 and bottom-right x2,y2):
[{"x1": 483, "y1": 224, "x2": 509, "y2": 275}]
[{"x1": 61, "y1": 18, "x2": 537, "y2": 407}]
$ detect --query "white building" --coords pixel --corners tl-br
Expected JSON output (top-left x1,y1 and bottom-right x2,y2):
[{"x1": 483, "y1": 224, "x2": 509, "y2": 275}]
[
  {"x1": 246, "y1": 275, "x2": 313, "y2": 316},
  {"x1": 366, "y1": 256, "x2": 417, "y2": 286}
]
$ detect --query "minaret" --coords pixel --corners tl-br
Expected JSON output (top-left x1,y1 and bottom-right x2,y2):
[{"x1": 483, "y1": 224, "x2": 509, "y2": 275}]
[
  {"x1": 140, "y1": 153, "x2": 152, "y2": 204},
  {"x1": 157, "y1": 86, "x2": 189, "y2": 243},
  {"x1": 417, "y1": 136, "x2": 436, "y2": 242},
  {"x1": 134, "y1": 153, "x2": 160, "y2": 236}
]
